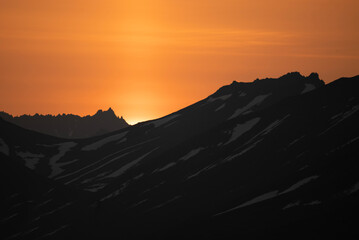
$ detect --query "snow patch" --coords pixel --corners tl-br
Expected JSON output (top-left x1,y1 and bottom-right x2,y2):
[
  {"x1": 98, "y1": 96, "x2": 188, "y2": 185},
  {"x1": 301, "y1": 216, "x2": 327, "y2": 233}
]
[
  {"x1": 346, "y1": 182, "x2": 359, "y2": 194},
  {"x1": 241, "y1": 115, "x2": 290, "y2": 145},
  {"x1": 215, "y1": 175, "x2": 319, "y2": 216},
  {"x1": 17, "y1": 152, "x2": 45, "y2": 170},
  {"x1": 235, "y1": 191, "x2": 279, "y2": 208},
  {"x1": 179, "y1": 148, "x2": 204, "y2": 161},
  {"x1": 48, "y1": 142, "x2": 77, "y2": 178},
  {"x1": 288, "y1": 136, "x2": 305, "y2": 147},
  {"x1": 1, "y1": 213, "x2": 19, "y2": 222},
  {"x1": 133, "y1": 173, "x2": 144, "y2": 180},
  {"x1": 207, "y1": 94, "x2": 232, "y2": 103},
  {"x1": 149, "y1": 114, "x2": 180, "y2": 128},
  {"x1": 186, "y1": 164, "x2": 216, "y2": 180},
  {"x1": 131, "y1": 199, "x2": 148, "y2": 208},
  {"x1": 62, "y1": 150, "x2": 135, "y2": 184},
  {"x1": 215, "y1": 104, "x2": 225, "y2": 112},
  {"x1": 142, "y1": 181, "x2": 165, "y2": 195},
  {"x1": 0, "y1": 138, "x2": 9, "y2": 156},
  {"x1": 321, "y1": 105, "x2": 359, "y2": 135},
  {"x1": 82, "y1": 131, "x2": 128, "y2": 151},
  {"x1": 23, "y1": 226, "x2": 39, "y2": 236},
  {"x1": 301, "y1": 83, "x2": 316, "y2": 94},
  {"x1": 85, "y1": 183, "x2": 106, "y2": 192},
  {"x1": 163, "y1": 121, "x2": 177, "y2": 128},
  {"x1": 280, "y1": 176, "x2": 319, "y2": 194},
  {"x1": 101, "y1": 189, "x2": 121, "y2": 201},
  {"x1": 34, "y1": 202, "x2": 72, "y2": 221},
  {"x1": 298, "y1": 165, "x2": 309, "y2": 171},
  {"x1": 36, "y1": 199, "x2": 53, "y2": 208},
  {"x1": 214, "y1": 191, "x2": 279, "y2": 216},
  {"x1": 239, "y1": 92, "x2": 247, "y2": 97},
  {"x1": 224, "y1": 117, "x2": 260, "y2": 145},
  {"x1": 222, "y1": 115, "x2": 289, "y2": 163},
  {"x1": 64, "y1": 152, "x2": 134, "y2": 185},
  {"x1": 60, "y1": 149, "x2": 134, "y2": 182},
  {"x1": 283, "y1": 200, "x2": 301, "y2": 210},
  {"x1": 223, "y1": 139, "x2": 261, "y2": 162},
  {"x1": 117, "y1": 138, "x2": 127, "y2": 144},
  {"x1": 283, "y1": 200, "x2": 321, "y2": 210},
  {"x1": 260, "y1": 115, "x2": 290, "y2": 136},
  {"x1": 39, "y1": 225, "x2": 68, "y2": 239},
  {"x1": 107, "y1": 148, "x2": 158, "y2": 178},
  {"x1": 154, "y1": 162, "x2": 176, "y2": 173},
  {"x1": 330, "y1": 112, "x2": 342, "y2": 120},
  {"x1": 305, "y1": 200, "x2": 321, "y2": 205},
  {"x1": 148, "y1": 195, "x2": 181, "y2": 211},
  {"x1": 229, "y1": 94, "x2": 271, "y2": 120},
  {"x1": 336, "y1": 105, "x2": 359, "y2": 121},
  {"x1": 328, "y1": 136, "x2": 359, "y2": 154}
]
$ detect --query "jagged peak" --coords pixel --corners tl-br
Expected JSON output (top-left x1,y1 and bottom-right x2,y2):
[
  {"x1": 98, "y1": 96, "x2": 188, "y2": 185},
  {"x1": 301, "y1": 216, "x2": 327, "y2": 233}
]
[
  {"x1": 213, "y1": 72, "x2": 324, "y2": 98},
  {"x1": 229, "y1": 72, "x2": 323, "y2": 86},
  {"x1": 106, "y1": 107, "x2": 115, "y2": 115},
  {"x1": 308, "y1": 72, "x2": 320, "y2": 80},
  {"x1": 279, "y1": 71, "x2": 303, "y2": 78},
  {"x1": 93, "y1": 107, "x2": 119, "y2": 118},
  {"x1": 1, "y1": 108, "x2": 125, "y2": 121}
]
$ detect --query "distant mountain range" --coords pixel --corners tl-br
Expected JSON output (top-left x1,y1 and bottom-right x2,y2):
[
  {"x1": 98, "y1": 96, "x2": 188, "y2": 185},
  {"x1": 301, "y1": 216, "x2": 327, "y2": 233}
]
[
  {"x1": 0, "y1": 108, "x2": 129, "y2": 139},
  {"x1": 1, "y1": 72, "x2": 358, "y2": 239}
]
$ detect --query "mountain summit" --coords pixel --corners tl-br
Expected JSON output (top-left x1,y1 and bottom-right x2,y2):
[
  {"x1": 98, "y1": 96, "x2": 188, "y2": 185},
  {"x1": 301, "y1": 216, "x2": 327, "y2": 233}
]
[
  {"x1": 223, "y1": 72, "x2": 324, "y2": 97},
  {"x1": 0, "y1": 108, "x2": 129, "y2": 139},
  {"x1": 94, "y1": 107, "x2": 116, "y2": 117}
]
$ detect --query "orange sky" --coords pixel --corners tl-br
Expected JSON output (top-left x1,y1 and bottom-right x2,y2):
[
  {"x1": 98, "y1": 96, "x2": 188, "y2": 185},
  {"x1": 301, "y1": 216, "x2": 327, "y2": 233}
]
[{"x1": 0, "y1": 0, "x2": 358, "y2": 124}]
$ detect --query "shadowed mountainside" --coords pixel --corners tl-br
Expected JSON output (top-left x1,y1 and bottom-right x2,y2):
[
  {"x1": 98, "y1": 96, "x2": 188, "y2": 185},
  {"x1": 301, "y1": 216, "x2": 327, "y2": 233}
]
[
  {"x1": 1, "y1": 72, "x2": 359, "y2": 239},
  {"x1": 0, "y1": 108, "x2": 129, "y2": 139}
]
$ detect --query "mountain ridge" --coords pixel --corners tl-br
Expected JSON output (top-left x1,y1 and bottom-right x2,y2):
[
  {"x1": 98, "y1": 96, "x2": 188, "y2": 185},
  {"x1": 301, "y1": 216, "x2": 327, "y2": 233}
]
[
  {"x1": 0, "y1": 107, "x2": 129, "y2": 139},
  {"x1": 1, "y1": 72, "x2": 358, "y2": 239}
]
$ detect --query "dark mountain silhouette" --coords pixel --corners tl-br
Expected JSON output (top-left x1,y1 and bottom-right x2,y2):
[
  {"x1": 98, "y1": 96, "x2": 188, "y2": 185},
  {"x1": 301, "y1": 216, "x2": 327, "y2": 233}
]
[
  {"x1": 0, "y1": 107, "x2": 129, "y2": 139},
  {"x1": 1, "y1": 72, "x2": 358, "y2": 239}
]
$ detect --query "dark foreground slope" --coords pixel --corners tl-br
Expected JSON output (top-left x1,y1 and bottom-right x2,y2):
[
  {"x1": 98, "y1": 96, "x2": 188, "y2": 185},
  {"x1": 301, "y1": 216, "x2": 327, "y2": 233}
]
[
  {"x1": 0, "y1": 107, "x2": 129, "y2": 139},
  {"x1": 0, "y1": 72, "x2": 324, "y2": 191},
  {"x1": 1, "y1": 73, "x2": 358, "y2": 239}
]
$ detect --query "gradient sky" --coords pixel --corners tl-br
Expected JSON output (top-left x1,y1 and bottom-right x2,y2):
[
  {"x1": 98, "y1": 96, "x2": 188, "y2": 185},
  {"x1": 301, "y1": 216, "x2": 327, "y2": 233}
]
[{"x1": 1, "y1": 0, "x2": 358, "y2": 124}]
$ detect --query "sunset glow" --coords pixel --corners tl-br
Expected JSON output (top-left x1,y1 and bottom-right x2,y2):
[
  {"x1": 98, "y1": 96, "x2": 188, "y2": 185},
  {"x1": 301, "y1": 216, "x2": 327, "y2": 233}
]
[{"x1": 1, "y1": 0, "x2": 358, "y2": 124}]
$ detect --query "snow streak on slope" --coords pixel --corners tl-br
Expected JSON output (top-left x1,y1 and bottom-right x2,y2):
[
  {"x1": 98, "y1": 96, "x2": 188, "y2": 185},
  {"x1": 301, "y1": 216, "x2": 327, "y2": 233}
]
[
  {"x1": 186, "y1": 164, "x2": 216, "y2": 180},
  {"x1": 63, "y1": 151, "x2": 134, "y2": 184},
  {"x1": 215, "y1": 104, "x2": 226, "y2": 112},
  {"x1": 301, "y1": 83, "x2": 315, "y2": 94},
  {"x1": 229, "y1": 94, "x2": 271, "y2": 120},
  {"x1": 107, "y1": 148, "x2": 159, "y2": 178},
  {"x1": 0, "y1": 138, "x2": 9, "y2": 156},
  {"x1": 148, "y1": 114, "x2": 180, "y2": 128},
  {"x1": 82, "y1": 131, "x2": 128, "y2": 151},
  {"x1": 214, "y1": 191, "x2": 279, "y2": 216},
  {"x1": 223, "y1": 115, "x2": 290, "y2": 163},
  {"x1": 17, "y1": 152, "x2": 45, "y2": 169},
  {"x1": 224, "y1": 118, "x2": 261, "y2": 145},
  {"x1": 153, "y1": 162, "x2": 177, "y2": 173},
  {"x1": 207, "y1": 94, "x2": 232, "y2": 103},
  {"x1": 49, "y1": 142, "x2": 77, "y2": 178},
  {"x1": 215, "y1": 175, "x2": 320, "y2": 216},
  {"x1": 180, "y1": 148, "x2": 204, "y2": 161},
  {"x1": 346, "y1": 182, "x2": 359, "y2": 194},
  {"x1": 280, "y1": 176, "x2": 319, "y2": 194}
]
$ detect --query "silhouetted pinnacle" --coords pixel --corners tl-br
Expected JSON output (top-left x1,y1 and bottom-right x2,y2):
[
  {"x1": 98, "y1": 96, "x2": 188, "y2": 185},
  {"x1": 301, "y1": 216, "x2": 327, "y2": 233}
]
[
  {"x1": 106, "y1": 107, "x2": 115, "y2": 115},
  {"x1": 0, "y1": 108, "x2": 129, "y2": 138}
]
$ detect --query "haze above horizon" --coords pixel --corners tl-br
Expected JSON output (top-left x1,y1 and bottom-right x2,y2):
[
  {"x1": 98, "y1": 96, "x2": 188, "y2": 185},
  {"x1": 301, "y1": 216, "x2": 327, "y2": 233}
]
[{"x1": 1, "y1": 0, "x2": 358, "y2": 124}]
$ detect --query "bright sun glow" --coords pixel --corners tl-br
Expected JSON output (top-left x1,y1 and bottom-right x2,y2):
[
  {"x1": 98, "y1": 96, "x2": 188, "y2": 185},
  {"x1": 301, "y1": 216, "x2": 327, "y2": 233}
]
[{"x1": 1, "y1": 0, "x2": 358, "y2": 121}]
